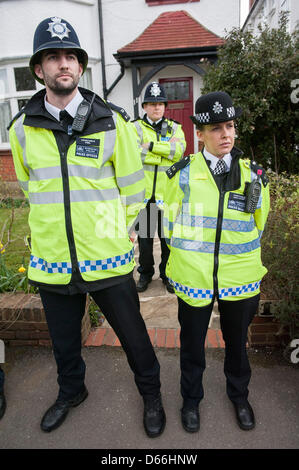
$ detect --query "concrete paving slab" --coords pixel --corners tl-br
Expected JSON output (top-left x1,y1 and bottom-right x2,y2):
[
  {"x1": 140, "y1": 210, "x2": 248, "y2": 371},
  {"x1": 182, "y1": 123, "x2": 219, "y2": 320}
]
[{"x1": 0, "y1": 346, "x2": 298, "y2": 450}]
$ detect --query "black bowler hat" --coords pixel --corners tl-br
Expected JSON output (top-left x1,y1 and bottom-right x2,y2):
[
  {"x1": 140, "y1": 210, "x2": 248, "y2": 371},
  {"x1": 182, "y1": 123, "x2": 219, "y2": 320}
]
[
  {"x1": 142, "y1": 82, "x2": 168, "y2": 107},
  {"x1": 190, "y1": 91, "x2": 242, "y2": 126},
  {"x1": 29, "y1": 17, "x2": 88, "y2": 84}
]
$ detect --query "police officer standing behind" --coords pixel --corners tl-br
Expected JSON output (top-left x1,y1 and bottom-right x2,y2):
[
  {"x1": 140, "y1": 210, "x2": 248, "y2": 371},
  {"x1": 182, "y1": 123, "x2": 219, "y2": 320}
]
[
  {"x1": 164, "y1": 92, "x2": 270, "y2": 433},
  {"x1": 132, "y1": 83, "x2": 186, "y2": 293},
  {"x1": 9, "y1": 17, "x2": 165, "y2": 437}
]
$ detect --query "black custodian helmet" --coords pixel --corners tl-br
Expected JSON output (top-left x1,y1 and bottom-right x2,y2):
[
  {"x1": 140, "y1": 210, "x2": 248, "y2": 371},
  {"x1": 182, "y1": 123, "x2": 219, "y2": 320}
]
[
  {"x1": 29, "y1": 17, "x2": 88, "y2": 84},
  {"x1": 190, "y1": 91, "x2": 242, "y2": 126},
  {"x1": 142, "y1": 82, "x2": 168, "y2": 107}
]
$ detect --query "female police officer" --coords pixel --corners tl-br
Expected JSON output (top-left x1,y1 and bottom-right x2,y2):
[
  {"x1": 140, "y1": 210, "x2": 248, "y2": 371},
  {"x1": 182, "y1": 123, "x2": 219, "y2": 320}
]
[{"x1": 163, "y1": 91, "x2": 270, "y2": 432}]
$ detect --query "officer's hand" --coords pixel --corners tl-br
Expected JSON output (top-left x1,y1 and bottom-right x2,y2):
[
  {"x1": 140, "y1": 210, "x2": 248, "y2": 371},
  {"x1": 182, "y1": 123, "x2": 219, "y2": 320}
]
[
  {"x1": 142, "y1": 143, "x2": 150, "y2": 149},
  {"x1": 170, "y1": 137, "x2": 180, "y2": 142}
]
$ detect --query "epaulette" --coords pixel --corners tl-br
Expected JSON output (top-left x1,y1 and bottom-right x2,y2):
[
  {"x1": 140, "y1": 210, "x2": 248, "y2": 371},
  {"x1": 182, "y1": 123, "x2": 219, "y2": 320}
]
[
  {"x1": 7, "y1": 108, "x2": 25, "y2": 131},
  {"x1": 106, "y1": 100, "x2": 130, "y2": 122},
  {"x1": 166, "y1": 155, "x2": 191, "y2": 179},
  {"x1": 168, "y1": 118, "x2": 181, "y2": 125},
  {"x1": 250, "y1": 161, "x2": 269, "y2": 187}
]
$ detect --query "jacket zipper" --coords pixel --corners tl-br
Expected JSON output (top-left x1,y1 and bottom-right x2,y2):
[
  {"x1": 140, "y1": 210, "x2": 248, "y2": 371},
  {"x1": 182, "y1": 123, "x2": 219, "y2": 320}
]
[
  {"x1": 59, "y1": 145, "x2": 80, "y2": 279},
  {"x1": 151, "y1": 128, "x2": 160, "y2": 200},
  {"x1": 212, "y1": 187, "x2": 225, "y2": 300}
]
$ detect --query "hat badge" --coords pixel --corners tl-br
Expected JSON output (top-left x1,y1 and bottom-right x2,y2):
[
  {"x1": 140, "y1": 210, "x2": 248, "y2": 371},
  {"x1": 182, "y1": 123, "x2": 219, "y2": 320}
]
[
  {"x1": 47, "y1": 17, "x2": 71, "y2": 40},
  {"x1": 212, "y1": 101, "x2": 223, "y2": 114},
  {"x1": 150, "y1": 83, "x2": 161, "y2": 98}
]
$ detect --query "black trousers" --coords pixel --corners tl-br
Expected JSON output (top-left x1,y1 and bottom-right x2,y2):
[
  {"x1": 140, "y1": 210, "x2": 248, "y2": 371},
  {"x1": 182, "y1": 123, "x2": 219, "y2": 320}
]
[
  {"x1": 136, "y1": 200, "x2": 170, "y2": 280},
  {"x1": 39, "y1": 278, "x2": 161, "y2": 401},
  {"x1": 178, "y1": 294, "x2": 259, "y2": 408}
]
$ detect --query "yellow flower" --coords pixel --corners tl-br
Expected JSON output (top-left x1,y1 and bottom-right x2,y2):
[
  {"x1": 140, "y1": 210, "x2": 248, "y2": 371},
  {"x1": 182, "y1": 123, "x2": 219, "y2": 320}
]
[
  {"x1": 0, "y1": 242, "x2": 5, "y2": 254},
  {"x1": 18, "y1": 265, "x2": 26, "y2": 273}
]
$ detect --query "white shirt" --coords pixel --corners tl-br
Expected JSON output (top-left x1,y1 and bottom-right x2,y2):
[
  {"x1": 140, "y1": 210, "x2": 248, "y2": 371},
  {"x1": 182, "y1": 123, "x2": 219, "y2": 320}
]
[
  {"x1": 203, "y1": 148, "x2": 232, "y2": 172},
  {"x1": 146, "y1": 117, "x2": 162, "y2": 126},
  {"x1": 44, "y1": 90, "x2": 84, "y2": 121}
]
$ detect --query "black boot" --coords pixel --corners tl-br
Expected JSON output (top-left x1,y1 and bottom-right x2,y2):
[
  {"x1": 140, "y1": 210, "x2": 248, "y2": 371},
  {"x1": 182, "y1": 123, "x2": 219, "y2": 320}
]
[
  {"x1": 136, "y1": 275, "x2": 152, "y2": 292},
  {"x1": 143, "y1": 393, "x2": 166, "y2": 438},
  {"x1": 233, "y1": 401, "x2": 255, "y2": 430},
  {"x1": 40, "y1": 386, "x2": 88, "y2": 432}
]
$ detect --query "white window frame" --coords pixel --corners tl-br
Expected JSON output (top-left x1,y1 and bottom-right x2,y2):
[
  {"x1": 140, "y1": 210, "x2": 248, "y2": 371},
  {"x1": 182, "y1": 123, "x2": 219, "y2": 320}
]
[
  {"x1": 0, "y1": 59, "x2": 42, "y2": 149},
  {"x1": 0, "y1": 59, "x2": 94, "y2": 149}
]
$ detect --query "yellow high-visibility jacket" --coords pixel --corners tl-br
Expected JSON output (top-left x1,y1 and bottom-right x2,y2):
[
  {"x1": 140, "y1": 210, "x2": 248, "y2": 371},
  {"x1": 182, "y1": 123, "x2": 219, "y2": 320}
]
[
  {"x1": 132, "y1": 117, "x2": 186, "y2": 209},
  {"x1": 9, "y1": 88, "x2": 145, "y2": 289},
  {"x1": 163, "y1": 149, "x2": 270, "y2": 307}
]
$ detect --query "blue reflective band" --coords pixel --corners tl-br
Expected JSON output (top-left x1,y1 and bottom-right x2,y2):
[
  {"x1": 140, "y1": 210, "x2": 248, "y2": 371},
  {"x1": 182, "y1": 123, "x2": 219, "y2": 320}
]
[
  {"x1": 219, "y1": 281, "x2": 261, "y2": 298},
  {"x1": 78, "y1": 248, "x2": 134, "y2": 273},
  {"x1": 165, "y1": 214, "x2": 255, "y2": 232},
  {"x1": 168, "y1": 278, "x2": 214, "y2": 299},
  {"x1": 170, "y1": 236, "x2": 260, "y2": 254},
  {"x1": 30, "y1": 255, "x2": 72, "y2": 274}
]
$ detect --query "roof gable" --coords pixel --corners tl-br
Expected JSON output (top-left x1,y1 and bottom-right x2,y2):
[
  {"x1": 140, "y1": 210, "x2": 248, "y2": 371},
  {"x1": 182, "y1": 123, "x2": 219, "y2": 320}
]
[{"x1": 117, "y1": 10, "x2": 224, "y2": 54}]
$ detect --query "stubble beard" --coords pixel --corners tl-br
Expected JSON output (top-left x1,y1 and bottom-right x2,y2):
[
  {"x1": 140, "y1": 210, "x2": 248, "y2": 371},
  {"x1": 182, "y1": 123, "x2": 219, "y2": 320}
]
[{"x1": 43, "y1": 72, "x2": 80, "y2": 96}]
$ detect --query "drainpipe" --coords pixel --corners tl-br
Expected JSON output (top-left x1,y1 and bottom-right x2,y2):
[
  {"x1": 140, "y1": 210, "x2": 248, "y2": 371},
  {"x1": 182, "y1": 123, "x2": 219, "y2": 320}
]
[{"x1": 98, "y1": 0, "x2": 125, "y2": 100}]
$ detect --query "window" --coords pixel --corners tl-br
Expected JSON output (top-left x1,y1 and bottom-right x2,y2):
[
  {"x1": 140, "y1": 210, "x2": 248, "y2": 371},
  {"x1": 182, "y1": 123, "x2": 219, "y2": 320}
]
[
  {"x1": 162, "y1": 81, "x2": 190, "y2": 101},
  {"x1": 145, "y1": 0, "x2": 200, "y2": 6},
  {"x1": 79, "y1": 68, "x2": 93, "y2": 90},
  {"x1": 0, "y1": 64, "x2": 38, "y2": 147}
]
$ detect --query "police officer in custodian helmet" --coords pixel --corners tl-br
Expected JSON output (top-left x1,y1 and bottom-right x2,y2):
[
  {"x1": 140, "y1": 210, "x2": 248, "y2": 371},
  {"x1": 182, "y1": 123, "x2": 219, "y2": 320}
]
[{"x1": 9, "y1": 17, "x2": 165, "y2": 437}]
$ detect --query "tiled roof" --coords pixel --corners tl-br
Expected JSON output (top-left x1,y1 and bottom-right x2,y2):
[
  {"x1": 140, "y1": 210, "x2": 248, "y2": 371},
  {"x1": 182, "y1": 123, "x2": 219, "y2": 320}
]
[{"x1": 118, "y1": 10, "x2": 224, "y2": 54}]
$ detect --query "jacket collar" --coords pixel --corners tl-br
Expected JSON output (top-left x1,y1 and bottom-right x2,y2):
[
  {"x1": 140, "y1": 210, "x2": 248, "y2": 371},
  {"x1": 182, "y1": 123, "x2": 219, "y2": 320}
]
[{"x1": 23, "y1": 87, "x2": 113, "y2": 131}]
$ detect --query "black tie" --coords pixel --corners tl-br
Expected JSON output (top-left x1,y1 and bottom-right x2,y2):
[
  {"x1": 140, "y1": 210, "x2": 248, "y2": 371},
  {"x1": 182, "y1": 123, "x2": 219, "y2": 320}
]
[{"x1": 59, "y1": 110, "x2": 73, "y2": 134}]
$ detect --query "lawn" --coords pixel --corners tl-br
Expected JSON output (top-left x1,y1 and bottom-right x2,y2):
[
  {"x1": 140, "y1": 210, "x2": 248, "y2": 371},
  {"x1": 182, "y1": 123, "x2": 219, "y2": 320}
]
[{"x1": 0, "y1": 201, "x2": 30, "y2": 272}]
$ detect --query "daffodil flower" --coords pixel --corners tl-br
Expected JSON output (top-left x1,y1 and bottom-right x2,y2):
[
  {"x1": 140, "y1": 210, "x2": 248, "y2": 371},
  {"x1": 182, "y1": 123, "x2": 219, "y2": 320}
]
[{"x1": 18, "y1": 266, "x2": 26, "y2": 273}]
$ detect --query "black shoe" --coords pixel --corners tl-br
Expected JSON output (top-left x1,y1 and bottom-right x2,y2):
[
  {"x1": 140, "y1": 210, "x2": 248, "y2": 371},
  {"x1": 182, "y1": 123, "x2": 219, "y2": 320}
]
[
  {"x1": 0, "y1": 390, "x2": 6, "y2": 420},
  {"x1": 143, "y1": 393, "x2": 166, "y2": 438},
  {"x1": 181, "y1": 406, "x2": 200, "y2": 433},
  {"x1": 233, "y1": 401, "x2": 255, "y2": 430},
  {"x1": 40, "y1": 386, "x2": 88, "y2": 432},
  {"x1": 162, "y1": 278, "x2": 174, "y2": 294},
  {"x1": 136, "y1": 276, "x2": 152, "y2": 292}
]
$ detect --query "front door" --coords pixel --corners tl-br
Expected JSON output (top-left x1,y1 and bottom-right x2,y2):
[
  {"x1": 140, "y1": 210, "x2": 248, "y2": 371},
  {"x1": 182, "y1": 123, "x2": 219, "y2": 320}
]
[{"x1": 159, "y1": 77, "x2": 194, "y2": 156}]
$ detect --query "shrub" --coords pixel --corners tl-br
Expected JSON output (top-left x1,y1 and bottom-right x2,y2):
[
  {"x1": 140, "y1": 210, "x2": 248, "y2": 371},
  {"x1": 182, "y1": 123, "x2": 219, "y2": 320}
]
[{"x1": 261, "y1": 171, "x2": 299, "y2": 339}]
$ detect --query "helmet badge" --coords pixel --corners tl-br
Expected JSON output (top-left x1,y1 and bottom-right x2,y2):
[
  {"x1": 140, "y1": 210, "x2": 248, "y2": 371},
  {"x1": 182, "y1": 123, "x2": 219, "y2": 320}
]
[
  {"x1": 47, "y1": 17, "x2": 71, "y2": 40},
  {"x1": 150, "y1": 83, "x2": 161, "y2": 98}
]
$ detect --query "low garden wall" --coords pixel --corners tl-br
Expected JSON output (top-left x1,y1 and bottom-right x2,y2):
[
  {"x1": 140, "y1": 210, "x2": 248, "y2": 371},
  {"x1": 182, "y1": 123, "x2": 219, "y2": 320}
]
[{"x1": 0, "y1": 293, "x2": 91, "y2": 346}]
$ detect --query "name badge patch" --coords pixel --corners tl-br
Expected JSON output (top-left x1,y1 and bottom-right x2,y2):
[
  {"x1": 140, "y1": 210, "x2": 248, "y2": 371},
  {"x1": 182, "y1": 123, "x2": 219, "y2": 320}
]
[
  {"x1": 227, "y1": 192, "x2": 246, "y2": 212},
  {"x1": 75, "y1": 138, "x2": 100, "y2": 159}
]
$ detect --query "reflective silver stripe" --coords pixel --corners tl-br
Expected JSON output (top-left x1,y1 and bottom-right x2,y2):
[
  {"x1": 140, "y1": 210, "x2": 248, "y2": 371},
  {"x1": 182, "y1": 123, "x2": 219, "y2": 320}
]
[
  {"x1": 169, "y1": 141, "x2": 176, "y2": 160},
  {"x1": 70, "y1": 188, "x2": 119, "y2": 202},
  {"x1": 144, "y1": 165, "x2": 170, "y2": 172},
  {"x1": 19, "y1": 180, "x2": 29, "y2": 191},
  {"x1": 29, "y1": 187, "x2": 120, "y2": 204},
  {"x1": 29, "y1": 191, "x2": 63, "y2": 204},
  {"x1": 30, "y1": 166, "x2": 61, "y2": 180},
  {"x1": 68, "y1": 164, "x2": 115, "y2": 180},
  {"x1": 171, "y1": 214, "x2": 255, "y2": 232},
  {"x1": 170, "y1": 236, "x2": 261, "y2": 254},
  {"x1": 102, "y1": 113, "x2": 117, "y2": 165},
  {"x1": 14, "y1": 115, "x2": 28, "y2": 169},
  {"x1": 133, "y1": 121, "x2": 143, "y2": 143},
  {"x1": 29, "y1": 164, "x2": 115, "y2": 181},
  {"x1": 122, "y1": 189, "x2": 145, "y2": 205},
  {"x1": 116, "y1": 168, "x2": 144, "y2": 188}
]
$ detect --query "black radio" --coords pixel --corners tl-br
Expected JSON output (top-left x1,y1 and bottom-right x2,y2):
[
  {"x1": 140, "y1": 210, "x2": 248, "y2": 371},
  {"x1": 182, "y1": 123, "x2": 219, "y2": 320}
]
[
  {"x1": 244, "y1": 175, "x2": 262, "y2": 213},
  {"x1": 72, "y1": 94, "x2": 95, "y2": 132}
]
